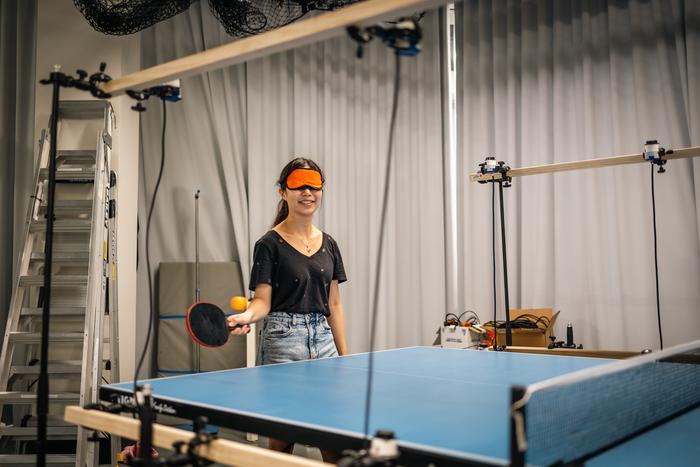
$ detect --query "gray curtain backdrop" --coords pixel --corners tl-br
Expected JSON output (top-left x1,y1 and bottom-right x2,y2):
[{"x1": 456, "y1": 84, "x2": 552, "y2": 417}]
[
  {"x1": 458, "y1": 0, "x2": 700, "y2": 350},
  {"x1": 0, "y1": 0, "x2": 37, "y2": 338},
  {"x1": 138, "y1": 3, "x2": 248, "y2": 376},
  {"x1": 137, "y1": 4, "x2": 445, "y2": 374}
]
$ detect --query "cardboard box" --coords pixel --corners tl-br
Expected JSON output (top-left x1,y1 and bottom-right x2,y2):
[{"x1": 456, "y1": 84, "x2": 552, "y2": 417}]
[{"x1": 483, "y1": 309, "x2": 559, "y2": 347}]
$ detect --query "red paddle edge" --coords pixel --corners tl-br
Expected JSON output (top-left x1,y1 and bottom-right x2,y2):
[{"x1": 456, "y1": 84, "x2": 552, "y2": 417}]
[{"x1": 185, "y1": 301, "x2": 228, "y2": 349}]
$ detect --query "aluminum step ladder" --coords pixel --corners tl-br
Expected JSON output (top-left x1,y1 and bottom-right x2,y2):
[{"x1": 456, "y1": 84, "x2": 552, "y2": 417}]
[{"x1": 0, "y1": 100, "x2": 120, "y2": 466}]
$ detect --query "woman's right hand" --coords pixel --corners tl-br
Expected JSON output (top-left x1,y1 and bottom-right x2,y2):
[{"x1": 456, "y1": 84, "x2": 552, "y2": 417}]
[{"x1": 228, "y1": 310, "x2": 253, "y2": 336}]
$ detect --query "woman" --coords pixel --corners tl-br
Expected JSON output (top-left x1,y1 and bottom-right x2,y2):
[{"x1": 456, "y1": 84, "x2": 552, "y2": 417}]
[{"x1": 228, "y1": 157, "x2": 348, "y2": 459}]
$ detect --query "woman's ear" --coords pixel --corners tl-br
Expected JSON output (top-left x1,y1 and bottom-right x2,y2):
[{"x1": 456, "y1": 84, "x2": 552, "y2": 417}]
[{"x1": 279, "y1": 187, "x2": 286, "y2": 201}]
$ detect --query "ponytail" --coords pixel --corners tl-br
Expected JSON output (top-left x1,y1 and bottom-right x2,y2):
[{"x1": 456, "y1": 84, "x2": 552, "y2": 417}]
[{"x1": 272, "y1": 199, "x2": 289, "y2": 227}]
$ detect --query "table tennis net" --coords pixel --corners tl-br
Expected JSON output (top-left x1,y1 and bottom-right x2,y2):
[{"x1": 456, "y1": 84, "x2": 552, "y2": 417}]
[{"x1": 512, "y1": 341, "x2": 700, "y2": 466}]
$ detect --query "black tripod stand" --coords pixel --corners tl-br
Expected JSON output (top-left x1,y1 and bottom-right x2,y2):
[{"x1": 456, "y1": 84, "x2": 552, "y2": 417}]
[{"x1": 478, "y1": 157, "x2": 513, "y2": 347}]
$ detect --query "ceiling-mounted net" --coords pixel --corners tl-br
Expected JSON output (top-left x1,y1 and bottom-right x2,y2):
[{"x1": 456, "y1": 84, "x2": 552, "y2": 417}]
[
  {"x1": 73, "y1": 0, "x2": 196, "y2": 35},
  {"x1": 74, "y1": 0, "x2": 361, "y2": 37},
  {"x1": 208, "y1": 0, "x2": 362, "y2": 38}
]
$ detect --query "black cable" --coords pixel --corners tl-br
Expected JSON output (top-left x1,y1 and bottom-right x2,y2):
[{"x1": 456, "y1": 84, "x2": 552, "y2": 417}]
[
  {"x1": 483, "y1": 315, "x2": 550, "y2": 331},
  {"x1": 134, "y1": 99, "x2": 168, "y2": 400},
  {"x1": 492, "y1": 181, "x2": 497, "y2": 349},
  {"x1": 651, "y1": 164, "x2": 663, "y2": 349},
  {"x1": 443, "y1": 312, "x2": 463, "y2": 325},
  {"x1": 363, "y1": 53, "x2": 401, "y2": 445},
  {"x1": 458, "y1": 310, "x2": 480, "y2": 324},
  {"x1": 512, "y1": 313, "x2": 550, "y2": 328}
]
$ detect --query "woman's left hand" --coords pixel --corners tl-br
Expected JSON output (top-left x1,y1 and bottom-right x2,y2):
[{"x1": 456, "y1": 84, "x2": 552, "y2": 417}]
[{"x1": 228, "y1": 311, "x2": 253, "y2": 335}]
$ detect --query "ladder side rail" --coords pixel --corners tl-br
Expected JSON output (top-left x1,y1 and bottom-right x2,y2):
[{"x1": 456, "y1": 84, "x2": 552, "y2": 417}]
[
  {"x1": 103, "y1": 101, "x2": 115, "y2": 137},
  {"x1": 90, "y1": 143, "x2": 110, "y2": 405},
  {"x1": 87, "y1": 149, "x2": 111, "y2": 467},
  {"x1": 103, "y1": 102, "x2": 122, "y2": 460},
  {"x1": 108, "y1": 196, "x2": 119, "y2": 384},
  {"x1": 108, "y1": 193, "x2": 121, "y2": 460},
  {"x1": 76, "y1": 127, "x2": 109, "y2": 467},
  {"x1": 92, "y1": 102, "x2": 118, "y2": 464},
  {"x1": 29, "y1": 130, "x2": 51, "y2": 222},
  {"x1": 0, "y1": 131, "x2": 51, "y2": 390},
  {"x1": 103, "y1": 102, "x2": 118, "y2": 384}
]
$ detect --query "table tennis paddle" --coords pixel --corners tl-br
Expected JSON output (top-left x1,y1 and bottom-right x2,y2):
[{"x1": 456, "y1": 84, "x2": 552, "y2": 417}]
[{"x1": 185, "y1": 296, "x2": 248, "y2": 348}]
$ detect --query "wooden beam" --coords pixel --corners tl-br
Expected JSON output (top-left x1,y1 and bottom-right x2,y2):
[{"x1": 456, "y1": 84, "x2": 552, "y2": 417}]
[
  {"x1": 102, "y1": 0, "x2": 449, "y2": 96},
  {"x1": 468, "y1": 146, "x2": 700, "y2": 182},
  {"x1": 64, "y1": 406, "x2": 330, "y2": 467}
]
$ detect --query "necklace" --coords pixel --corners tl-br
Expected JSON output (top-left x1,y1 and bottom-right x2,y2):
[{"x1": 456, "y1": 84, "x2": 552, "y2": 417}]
[
  {"x1": 296, "y1": 234, "x2": 312, "y2": 254},
  {"x1": 280, "y1": 227, "x2": 314, "y2": 254}
]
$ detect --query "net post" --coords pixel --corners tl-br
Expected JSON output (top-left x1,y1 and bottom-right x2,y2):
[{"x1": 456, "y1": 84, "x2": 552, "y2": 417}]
[{"x1": 510, "y1": 385, "x2": 527, "y2": 467}]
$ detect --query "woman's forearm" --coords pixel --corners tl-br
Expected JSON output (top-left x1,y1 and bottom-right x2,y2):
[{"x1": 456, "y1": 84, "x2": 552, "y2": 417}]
[
  {"x1": 245, "y1": 285, "x2": 272, "y2": 323},
  {"x1": 328, "y1": 304, "x2": 348, "y2": 355},
  {"x1": 247, "y1": 297, "x2": 271, "y2": 323}
]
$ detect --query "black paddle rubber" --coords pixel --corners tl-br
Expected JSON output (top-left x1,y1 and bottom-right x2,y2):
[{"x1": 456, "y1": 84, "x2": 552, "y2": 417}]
[{"x1": 186, "y1": 302, "x2": 230, "y2": 348}]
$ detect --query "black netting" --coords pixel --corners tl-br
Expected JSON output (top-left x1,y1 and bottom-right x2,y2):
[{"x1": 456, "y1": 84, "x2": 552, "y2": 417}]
[
  {"x1": 74, "y1": 0, "x2": 362, "y2": 37},
  {"x1": 73, "y1": 0, "x2": 197, "y2": 35},
  {"x1": 208, "y1": 0, "x2": 362, "y2": 38}
]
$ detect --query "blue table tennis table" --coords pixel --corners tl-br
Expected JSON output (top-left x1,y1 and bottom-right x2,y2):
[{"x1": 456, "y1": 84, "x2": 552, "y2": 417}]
[{"x1": 100, "y1": 346, "x2": 700, "y2": 466}]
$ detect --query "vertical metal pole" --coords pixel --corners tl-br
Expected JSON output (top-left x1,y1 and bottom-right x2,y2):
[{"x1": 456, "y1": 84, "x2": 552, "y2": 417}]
[
  {"x1": 38, "y1": 67, "x2": 61, "y2": 467},
  {"x1": 440, "y1": 3, "x2": 464, "y2": 320},
  {"x1": 498, "y1": 180, "x2": 512, "y2": 346},
  {"x1": 194, "y1": 190, "x2": 200, "y2": 372},
  {"x1": 510, "y1": 386, "x2": 527, "y2": 466},
  {"x1": 195, "y1": 190, "x2": 200, "y2": 303}
]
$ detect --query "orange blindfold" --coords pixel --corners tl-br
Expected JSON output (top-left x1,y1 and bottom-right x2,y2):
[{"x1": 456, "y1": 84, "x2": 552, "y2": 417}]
[{"x1": 286, "y1": 168, "x2": 323, "y2": 190}]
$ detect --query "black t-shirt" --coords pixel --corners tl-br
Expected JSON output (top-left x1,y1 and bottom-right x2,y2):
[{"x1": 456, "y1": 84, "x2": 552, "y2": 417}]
[{"x1": 248, "y1": 230, "x2": 347, "y2": 316}]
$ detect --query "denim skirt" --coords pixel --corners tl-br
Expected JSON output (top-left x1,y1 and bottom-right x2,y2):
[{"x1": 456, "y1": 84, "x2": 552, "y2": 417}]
[{"x1": 257, "y1": 312, "x2": 338, "y2": 365}]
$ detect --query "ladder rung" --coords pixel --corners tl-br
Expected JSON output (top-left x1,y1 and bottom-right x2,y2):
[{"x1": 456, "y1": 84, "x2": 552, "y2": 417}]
[
  {"x1": 8, "y1": 332, "x2": 84, "y2": 344},
  {"x1": 0, "y1": 425, "x2": 77, "y2": 439},
  {"x1": 30, "y1": 250, "x2": 90, "y2": 265},
  {"x1": 0, "y1": 391, "x2": 80, "y2": 404},
  {"x1": 19, "y1": 275, "x2": 88, "y2": 287},
  {"x1": 29, "y1": 219, "x2": 92, "y2": 233},
  {"x1": 11, "y1": 361, "x2": 82, "y2": 375},
  {"x1": 59, "y1": 99, "x2": 109, "y2": 119},
  {"x1": 45, "y1": 298, "x2": 88, "y2": 308},
  {"x1": 39, "y1": 167, "x2": 95, "y2": 182},
  {"x1": 0, "y1": 454, "x2": 76, "y2": 465},
  {"x1": 56, "y1": 149, "x2": 96, "y2": 165},
  {"x1": 38, "y1": 200, "x2": 93, "y2": 216},
  {"x1": 21, "y1": 307, "x2": 86, "y2": 317}
]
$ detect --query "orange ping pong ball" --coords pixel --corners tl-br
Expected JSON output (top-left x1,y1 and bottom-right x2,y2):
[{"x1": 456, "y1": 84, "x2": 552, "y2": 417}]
[{"x1": 230, "y1": 296, "x2": 248, "y2": 311}]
